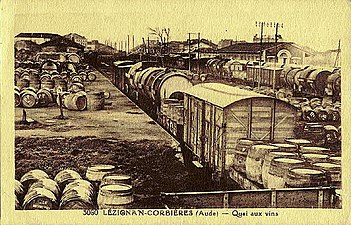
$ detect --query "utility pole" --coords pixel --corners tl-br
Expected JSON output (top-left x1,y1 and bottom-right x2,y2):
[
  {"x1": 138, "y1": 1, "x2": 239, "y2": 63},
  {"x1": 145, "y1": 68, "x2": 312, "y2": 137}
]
[
  {"x1": 258, "y1": 22, "x2": 264, "y2": 89},
  {"x1": 147, "y1": 36, "x2": 150, "y2": 54},
  {"x1": 127, "y1": 35, "x2": 130, "y2": 53},
  {"x1": 197, "y1": 32, "x2": 200, "y2": 75},
  {"x1": 334, "y1": 39, "x2": 341, "y2": 68},
  {"x1": 188, "y1": 33, "x2": 191, "y2": 72},
  {"x1": 132, "y1": 35, "x2": 135, "y2": 50},
  {"x1": 273, "y1": 22, "x2": 283, "y2": 91}
]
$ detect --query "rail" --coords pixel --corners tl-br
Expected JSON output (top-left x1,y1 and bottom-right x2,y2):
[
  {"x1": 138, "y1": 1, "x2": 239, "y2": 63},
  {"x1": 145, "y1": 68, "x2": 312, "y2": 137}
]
[{"x1": 161, "y1": 186, "x2": 339, "y2": 209}]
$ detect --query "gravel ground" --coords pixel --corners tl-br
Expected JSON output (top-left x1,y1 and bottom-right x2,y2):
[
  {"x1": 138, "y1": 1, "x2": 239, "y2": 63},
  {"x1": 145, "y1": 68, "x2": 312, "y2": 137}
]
[{"x1": 15, "y1": 135, "x2": 240, "y2": 208}]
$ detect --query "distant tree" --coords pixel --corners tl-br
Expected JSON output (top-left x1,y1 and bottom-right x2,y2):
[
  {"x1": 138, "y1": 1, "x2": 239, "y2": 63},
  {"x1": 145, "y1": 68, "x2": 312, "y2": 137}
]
[{"x1": 148, "y1": 27, "x2": 170, "y2": 54}]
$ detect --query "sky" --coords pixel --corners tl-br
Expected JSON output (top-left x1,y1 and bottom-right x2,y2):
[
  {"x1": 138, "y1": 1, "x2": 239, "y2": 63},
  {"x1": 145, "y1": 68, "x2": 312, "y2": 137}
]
[{"x1": 13, "y1": 0, "x2": 351, "y2": 52}]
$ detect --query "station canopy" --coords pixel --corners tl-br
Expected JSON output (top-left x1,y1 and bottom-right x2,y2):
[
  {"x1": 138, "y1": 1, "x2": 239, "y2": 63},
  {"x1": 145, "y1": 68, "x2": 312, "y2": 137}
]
[{"x1": 184, "y1": 83, "x2": 269, "y2": 108}]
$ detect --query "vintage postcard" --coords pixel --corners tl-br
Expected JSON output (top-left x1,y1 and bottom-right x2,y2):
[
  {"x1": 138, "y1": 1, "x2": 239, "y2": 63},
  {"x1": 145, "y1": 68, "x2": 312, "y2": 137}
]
[{"x1": 1, "y1": 0, "x2": 350, "y2": 224}]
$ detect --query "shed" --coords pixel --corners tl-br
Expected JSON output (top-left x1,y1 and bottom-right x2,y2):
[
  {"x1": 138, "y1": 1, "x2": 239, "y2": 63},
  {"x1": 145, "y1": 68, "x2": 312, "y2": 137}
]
[{"x1": 183, "y1": 83, "x2": 298, "y2": 176}]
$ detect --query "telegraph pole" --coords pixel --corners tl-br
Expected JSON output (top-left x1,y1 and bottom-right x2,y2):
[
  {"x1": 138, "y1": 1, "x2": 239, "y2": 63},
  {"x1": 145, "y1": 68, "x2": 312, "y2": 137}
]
[
  {"x1": 273, "y1": 22, "x2": 283, "y2": 91},
  {"x1": 188, "y1": 33, "x2": 191, "y2": 72},
  {"x1": 188, "y1": 32, "x2": 200, "y2": 73},
  {"x1": 127, "y1": 35, "x2": 130, "y2": 53},
  {"x1": 258, "y1": 22, "x2": 264, "y2": 89},
  {"x1": 197, "y1": 32, "x2": 200, "y2": 75},
  {"x1": 334, "y1": 39, "x2": 341, "y2": 68}
]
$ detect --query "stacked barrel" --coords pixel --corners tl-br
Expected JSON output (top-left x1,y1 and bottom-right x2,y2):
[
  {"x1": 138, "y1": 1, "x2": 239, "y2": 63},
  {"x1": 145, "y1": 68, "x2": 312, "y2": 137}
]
[
  {"x1": 295, "y1": 98, "x2": 341, "y2": 122},
  {"x1": 16, "y1": 166, "x2": 134, "y2": 210},
  {"x1": 15, "y1": 58, "x2": 103, "y2": 111},
  {"x1": 231, "y1": 138, "x2": 341, "y2": 189}
]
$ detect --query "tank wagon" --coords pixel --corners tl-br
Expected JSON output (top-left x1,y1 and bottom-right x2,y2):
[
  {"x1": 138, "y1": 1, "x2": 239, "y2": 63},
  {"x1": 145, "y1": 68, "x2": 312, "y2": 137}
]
[{"x1": 205, "y1": 59, "x2": 341, "y2": 101}]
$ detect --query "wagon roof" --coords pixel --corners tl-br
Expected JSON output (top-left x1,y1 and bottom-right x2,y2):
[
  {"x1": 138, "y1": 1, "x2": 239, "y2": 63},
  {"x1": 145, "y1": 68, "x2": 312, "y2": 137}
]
[{"x1": 184, "y1": 83, "x2": 269, "y2": 108}]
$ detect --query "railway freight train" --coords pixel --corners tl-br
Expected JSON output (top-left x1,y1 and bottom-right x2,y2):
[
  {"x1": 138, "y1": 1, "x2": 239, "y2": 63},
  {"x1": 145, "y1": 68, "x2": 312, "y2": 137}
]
[
  {"x1": 205, "y1": 59, "x2": 341, "y2": 102},
  {"x1": 112, "y1": 61, "x2": 341, "y2": 191}
]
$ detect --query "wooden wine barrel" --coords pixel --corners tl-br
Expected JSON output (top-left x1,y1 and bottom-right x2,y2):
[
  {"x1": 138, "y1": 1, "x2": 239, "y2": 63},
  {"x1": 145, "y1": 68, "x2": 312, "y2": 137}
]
[
  {"x1": 301, "y1": 105, "x2": 317, "y2": 121},
  {"x1": 41, "y1": 79, "x2": 55, "y2": 90},
  {"x1": 56, "y1": 91, "x2": 70, "y2": 106},
  {"x1": 314, "y1": 106, "x2": 329, "y2": 121},
  {"x1": 324, "y1": 125, "x2": 339, "y2": 144},
  {"x1": 262, "y1": 151, "x2": 297, "y2": 188},
  {"x1": 20, "y1": 89, "x2": 38, "y2": 108},
  {"x1": 310, "y1": 99, "x2": 322, "y2": 109},
  {"x1": 40, "y1": 72, "x2": 51, "y2": 81},
  {"x1": 60, "y1": 184, "x2": 94, "y2": 210},
  {"x1": 87, "y1": 91, "x2": 105, "y2": 111},
  {"x1": 28, "y1": 179, "x2": 60, "y2": 198},
  {"x1": 329, "y1": 156, "x2": 341, "y2": 165},
  {"x1": 71, "y1": 75, "x2": 83, "y2": 83},
  {"x1": 63, "y1": 91, "x2": 87, "y2": 111},
  {"x1": 62, "y1": 179, "x2": 94, "y2": 196},
  {"x1": 200, "y1": 73, "x2": 207, "y2": 82},
  {"x1": 246, "y1": 144, "x2": 279, "y2": 184},
  {"x1": 270, "y1": 143, "x2": 297, "y2": 152},
  {"x1": 232, "y1": 139, "x2": 262, "y2": 173},
  {"x1": 37, "y1": 88, "x2": 54, "y2": 107},
  {"x1": 15, "y1": 179, "x2": 25, "y2": 201},
  {"x1": 60, "y1": 71, "x2": 68, "y2": 79},
  {"x1": 28, "y1": 71, "x2": 41, "y2": 91},
  {"x1": 53, "y1": 78, "x2": 68, "y2": 93},
  {"x1": 101, "y1": 174, "x2": 132, "y2": 186},
  {"x1": 15, "y1": 196, "x2": 21, "y2": 210},
  {"x1": 20, "y1": 169, "x2": 50, "y2": 189},
  {"x1": 337, "y1": 126, "x2": 341, "y2": 142},
  {"x1": 302, "y1": 153, "x2": 329, "y2": 163},
  {"x1": 17, "y1": 78, "x2": 30, "y2": 90},
  {"x1": 21, "y1": 71, "x2": 30, "y2": 80},
  {"x1": 313, "y1": 162, "x2": 341, "y2": 187},
  {"x1": 54, "y1": 169, "x2": 82, "y2": 190},
  {"x1": 325, "y1": 106, "x2": 340, "y2": 122},
  {"x1": 22, "y1": 187, "x2": 58, "y2": 210},
  {"x1": 286, "y1": 167, "x2": 327, "y2": 188},
  {"x1": 15, "y1": 88, "x2": 21, "y2": 107},
  {"x1": 79, "y1": 72, "x2": 87, "y2": 81},
  {"x1": 87, "y1": 72, "x2": 97, "y2": 81},
  {"x1": 285, "y1": 139, "x2": 311, "y2": 150},
  {"x1": 97, "y1": 184, "x2": 133, "y2": 209},
  {"x1": 86, "y1": 165, "x2": 115, "y2": 183},
  {"x1": 267, "y1": 157, "x2": 305, "y2": 188},
  {"x1": 300, "y1": 146, "x2": 331, "y2": 155},
  {"x1": 68, "y1": 82, "x2": 85, "y2": 93}
]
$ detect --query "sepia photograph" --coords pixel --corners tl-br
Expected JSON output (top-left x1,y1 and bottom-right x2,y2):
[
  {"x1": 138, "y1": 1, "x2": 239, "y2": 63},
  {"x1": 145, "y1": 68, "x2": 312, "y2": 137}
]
[{"x1": 1, "y1": 0, "x2": 350, "y2": 224}]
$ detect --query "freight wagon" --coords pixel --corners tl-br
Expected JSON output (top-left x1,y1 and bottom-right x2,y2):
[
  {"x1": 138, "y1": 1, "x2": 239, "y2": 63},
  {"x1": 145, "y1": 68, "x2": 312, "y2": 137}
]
[
  {"x1": 182, "y1": 83, "x2": 297, "y2": 178},
  {"x1": 110, "y1": 61, "x2": 342, "y2": 209}
]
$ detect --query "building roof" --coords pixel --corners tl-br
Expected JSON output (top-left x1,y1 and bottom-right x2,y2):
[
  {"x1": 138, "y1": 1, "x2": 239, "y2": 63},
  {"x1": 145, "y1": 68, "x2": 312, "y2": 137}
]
[
  {"x1": 64, "y1": 33, "x2": 87, "y2": 39},
  {"x1": 218, "y1": 42, "x2": 285, "y2": 53},
  {"x1": 40, "y1": 37, "x2": 84, "y2": 49},
  {"x1": 184, "y1": 82, "x2": 268, "y2": 108},
  {"x1": 15, "y1": 33, "x2": 61, "y2": 39},
  {"x1": 218, "y1": 42, "x2": 315, "y2": 56}
]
